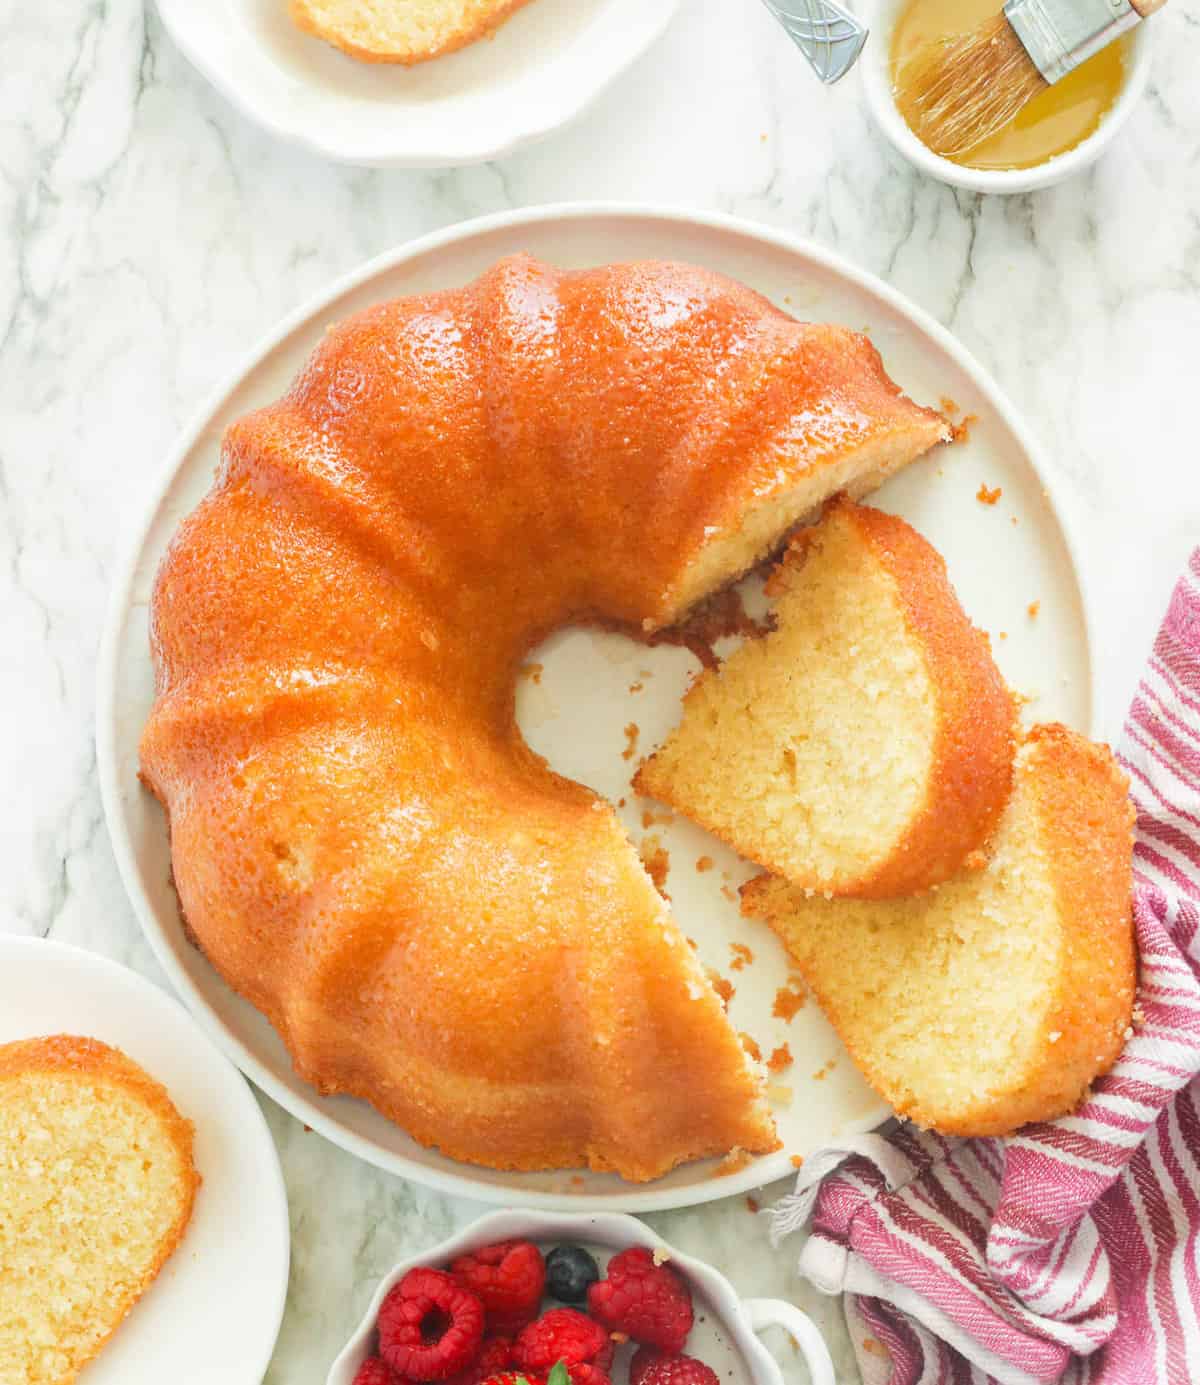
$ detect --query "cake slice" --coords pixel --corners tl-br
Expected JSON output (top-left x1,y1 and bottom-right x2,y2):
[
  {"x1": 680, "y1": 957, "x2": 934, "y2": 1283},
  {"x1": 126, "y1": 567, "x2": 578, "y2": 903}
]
[
  {"x1": 0, "y1": 1035, "x2": 200, "y2": 1385},
  {"x1": 742, "y1": 724, "x2": 1136, "y2": 1136},
  {"x1": 290, "y1": 0, "x2": 535, "y2": 64},
  {"x1": 636, "y1": 497, "x2": 1015, "y2": 899}
]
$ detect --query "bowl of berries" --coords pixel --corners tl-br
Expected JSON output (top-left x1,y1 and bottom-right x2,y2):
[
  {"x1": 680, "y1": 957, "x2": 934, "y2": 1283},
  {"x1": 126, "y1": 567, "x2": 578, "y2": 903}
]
[{"x1": 328, "y1": 1210, "x2": 834, "y2": 1385}]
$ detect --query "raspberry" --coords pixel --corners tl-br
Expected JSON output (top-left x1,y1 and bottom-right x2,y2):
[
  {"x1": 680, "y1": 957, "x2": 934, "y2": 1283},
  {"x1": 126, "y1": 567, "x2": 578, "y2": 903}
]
[
  {"x1": 587, "y1": 1249, "x2": 693, "y2": 1354},
  {"x1": 566, "y1": 1366, "x2": 612, "y2": 1385},
  {"x1": 443, "y1": 1337, "x2": 516, "y2": 1385},
  {"x1": 629, "y1": 1350, "x2": 719, "y2": 1385},
  {"x1": 452, "y1": 1241, "x2": 547, "y2": 1335},
  {"x1": 378, "y1": 1267, "x2": 486, "y2": 1381},
  {"x1": 514, "y1": 1308, "x2": 613, "y2": 1374},
  {"x1": 354, "y1": 1361, "x2": 405, "y2": 1385}
]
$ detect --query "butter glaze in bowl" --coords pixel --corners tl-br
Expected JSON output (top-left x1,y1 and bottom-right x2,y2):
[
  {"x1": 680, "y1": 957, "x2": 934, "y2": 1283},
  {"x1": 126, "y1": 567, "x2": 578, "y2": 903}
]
[
  {"x1": 326, "y1": 1209, "x2": 835, "y2": 1385},
  {"x1": 857, "y1": 0, "x2": 1153, "y2": 194}
]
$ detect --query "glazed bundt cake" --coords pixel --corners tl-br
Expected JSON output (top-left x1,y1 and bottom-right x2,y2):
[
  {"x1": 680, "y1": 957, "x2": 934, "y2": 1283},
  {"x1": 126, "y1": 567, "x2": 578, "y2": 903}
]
[
  {"x1": 742, "y1": 725, "x2": 1136, "y2": 1135},
  {"x1": 635, "y1": 497, "x2": 1016, "y2": 899},
  {"x1": 140, "y1": 254, "x2": 950, "y2": 1181}
]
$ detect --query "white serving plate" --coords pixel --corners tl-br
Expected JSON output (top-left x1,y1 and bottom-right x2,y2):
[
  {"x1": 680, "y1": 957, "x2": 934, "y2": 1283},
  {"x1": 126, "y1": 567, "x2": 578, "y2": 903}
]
[
  {"x1": 97, "y1": 204, "x2": 1096, "y2": 1213},
  {"x1": 154, "y1": 0, "x2": 680, "y2": 167},
  {"x1": 0, "y1": 935, "x2": 289, "y2": 1383}
]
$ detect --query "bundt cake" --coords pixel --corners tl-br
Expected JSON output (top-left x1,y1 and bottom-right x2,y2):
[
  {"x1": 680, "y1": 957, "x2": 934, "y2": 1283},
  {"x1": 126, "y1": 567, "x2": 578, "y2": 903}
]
[
  {"x1": 290, "y1": 0, "x2": 537, "y2": 64},
  {"x1": 635, "y1": 497, "x2": 1016, "y2": 899},
  {"x1": 742, "y1": 725, "x2": 1136, "y2": 1135},
  {"x1": 140, "y1": 254, "x2": 950, "y2": 1181},
  {"x1": 0, "y1": 1035, "x2": 199, "y2": 1384}
]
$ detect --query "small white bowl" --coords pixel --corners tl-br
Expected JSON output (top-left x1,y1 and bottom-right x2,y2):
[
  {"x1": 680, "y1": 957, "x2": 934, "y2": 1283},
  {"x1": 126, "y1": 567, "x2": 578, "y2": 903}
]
[
  {"x1": 857, "y1": 0, "x2": 1154, "y2": 193},
  {"x1": 327, "y1": 1210, "x2": 834, "y2": 1385}
]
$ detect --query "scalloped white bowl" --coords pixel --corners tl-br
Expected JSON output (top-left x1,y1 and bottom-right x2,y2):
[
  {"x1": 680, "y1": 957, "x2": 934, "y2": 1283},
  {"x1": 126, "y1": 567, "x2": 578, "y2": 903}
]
[
  {"x1": 154, "y1": 0, "x2": 681, "y2": 167},
  {"x1": 327, "y1": 1211, "x2": 835, "y2": 1385}
]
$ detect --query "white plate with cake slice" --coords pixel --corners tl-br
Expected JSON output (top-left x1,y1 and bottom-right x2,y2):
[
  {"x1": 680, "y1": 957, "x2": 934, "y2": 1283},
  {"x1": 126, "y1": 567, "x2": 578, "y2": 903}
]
[
  {"x1": 97, "y1": 204, "x2": 1096, "y2": 1212},
  {"x1": 0, "y1": 935, "x2": 289, "y2": 1382},
  {"x1": 155, "y1": 0, "x2": 680, "y2": 167}
]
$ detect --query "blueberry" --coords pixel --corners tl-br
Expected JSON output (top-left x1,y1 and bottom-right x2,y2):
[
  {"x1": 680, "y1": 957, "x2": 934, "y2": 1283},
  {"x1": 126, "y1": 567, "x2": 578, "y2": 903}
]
[{"x1": 545, "y1": 1244, "x2": 600, "y2": 1304}]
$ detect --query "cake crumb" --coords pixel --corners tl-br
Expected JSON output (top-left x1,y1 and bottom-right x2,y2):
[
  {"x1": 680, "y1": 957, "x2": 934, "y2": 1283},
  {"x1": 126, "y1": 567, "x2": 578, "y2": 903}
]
[
  {"x1": 715, "y1": 1147, "x2": 753, "y2": 1176},
  {"x1": 622, "y1": 723, "x2": 640, "y2": 761},
  {"x1": 642, "y1": 808, "x2": 674, "y2": 830},
  {"x1": 1132, "y1": 1005, "x2": 1145, "y2": 1025},
  {"x1": 1010, "y1": 515, "x2": 1019, "y2": 526},
  {"x1": 696, "y1": 855, "x2": 715, "y2": 874},
  {"x1": 639, "y1": 836, "x2": 670, "y2": 897},
  {"x1": 629, "y1": 680, "x2": 644, "y2": 695},
  {"x1": 729, "y1": 942, "x2": 755, "y2": 972},
  {"x1": 862, "y1": 1338, "x2": 888, "y2": 1359},
  {"x1": 570, "y1": 1175, "x2": 585, "y2": 1187},
  {"x1": 1028, "y1": 601, "x2": 1040, "y2": 619},
  {"x1": 812, "y1": 1059, "x2": 837, "y2": 1082},
  {"x1": 721, "y1": 885, "x2": 738, "y2": 903},
  {"x1": 767, "y1": 1044, "x2": 794, "y2": 1074},
  {"x1": 999, "y1": 631, "x2": 1008, "y2": 641},
  {"x1": 519, "y1": 662, "x2": 544, "y2": 684},
  {"x1": 773, "y1": 982, "x2": 807, "y2": 1022},
  {"x1": 740, "y1": 1033, "x2": 763, "y2": 1062},
  {"x1": 610, "y1": 1332, "x2": 630, "y2": 1345},
  {"x1": 977, "y1": 483, "x2": 1002, "y2": 506},
  {"x1": 617, "y1": 797, "x2": 626, "y2": 808},
  {"x1": 745, "y1": 1196, "x2": 760, "y2": 1213},
  {"x1": 951, "y1": 414, "x2": 978, "y2": 444},
  {"x1": 939, "y1": 396, "x2": 959, "y2": 416},
  {"x1": 709, "y1": 972, "x2": 735, "y2": 1008},
  {"x1": 651, "y1": 1247, "x2": 672, "y2": 1266},
  {"x1": 791, "y1": 1154, "x2": 805, "y2": 1168}
]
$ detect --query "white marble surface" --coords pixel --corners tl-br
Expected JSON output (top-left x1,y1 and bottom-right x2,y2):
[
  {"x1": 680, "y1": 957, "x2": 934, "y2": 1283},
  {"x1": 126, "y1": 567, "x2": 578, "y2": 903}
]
[{"x1": 4, "y1": 1, "x2": 1200, "y2": 1380}]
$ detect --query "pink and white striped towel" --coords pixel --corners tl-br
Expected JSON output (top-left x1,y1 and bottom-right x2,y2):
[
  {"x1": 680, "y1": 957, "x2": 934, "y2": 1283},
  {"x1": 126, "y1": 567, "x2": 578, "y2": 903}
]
[{"x1": 768, "y1": 555, "x2": 1200, "y2": 1385}]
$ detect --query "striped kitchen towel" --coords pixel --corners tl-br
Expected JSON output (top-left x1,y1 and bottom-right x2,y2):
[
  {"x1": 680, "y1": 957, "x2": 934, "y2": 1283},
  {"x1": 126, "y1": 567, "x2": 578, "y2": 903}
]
[{"x1": 768, "y1": 555, "x2": 1200, "y2": 1385}]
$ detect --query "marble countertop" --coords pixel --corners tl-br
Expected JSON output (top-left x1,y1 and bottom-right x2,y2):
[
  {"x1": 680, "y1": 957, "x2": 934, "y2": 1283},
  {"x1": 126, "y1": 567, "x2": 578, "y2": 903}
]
[{"x1": 5, "y1": 1, "x2": 1200, "y2": 1380}]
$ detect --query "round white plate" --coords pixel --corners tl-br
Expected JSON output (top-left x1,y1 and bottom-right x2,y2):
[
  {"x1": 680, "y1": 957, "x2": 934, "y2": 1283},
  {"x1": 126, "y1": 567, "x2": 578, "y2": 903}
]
[
  {"x1": 0, "y1": 935, "x2": 289, "y2": 1382},
  {"x1": 98, "y1": 204, "x2": 1096, "y2": 1212},
  {"x1": 155, "y1": 0, "x2": 680, "y2": 167}
]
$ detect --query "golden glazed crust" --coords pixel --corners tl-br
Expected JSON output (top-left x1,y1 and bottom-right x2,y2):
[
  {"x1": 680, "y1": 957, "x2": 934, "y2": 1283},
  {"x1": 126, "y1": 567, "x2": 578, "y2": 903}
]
[
  {"x1": 836, "y1": 499, "x2": 1015, "y2": 897},
  {"x1": 140, "y1": 254, "x2": 950, "y2": 1181},
  {"x1": 0, "y1": 1035, "x2": 199, "y2": 1385},
  {"x1": 289, "y1": 0, "x2": 537, "y2": 65}
]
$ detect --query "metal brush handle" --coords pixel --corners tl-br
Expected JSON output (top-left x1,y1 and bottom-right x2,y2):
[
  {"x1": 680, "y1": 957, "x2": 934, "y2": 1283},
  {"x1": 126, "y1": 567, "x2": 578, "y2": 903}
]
[{"x1": 758, "y1": 0, "x2": 869, "y2": 84}]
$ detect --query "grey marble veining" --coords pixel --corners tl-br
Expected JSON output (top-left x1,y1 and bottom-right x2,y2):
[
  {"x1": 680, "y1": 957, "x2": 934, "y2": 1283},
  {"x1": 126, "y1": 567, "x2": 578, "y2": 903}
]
[{"x1": 4, "y1": 0, "x2": 1200, "y2": 1380}]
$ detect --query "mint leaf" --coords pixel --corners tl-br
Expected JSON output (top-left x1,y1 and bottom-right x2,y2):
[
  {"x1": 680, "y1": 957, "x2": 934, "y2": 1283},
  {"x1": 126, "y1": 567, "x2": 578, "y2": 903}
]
[{"x1": 547, "y1": 1361, "x2": 571, "y2": 1385}]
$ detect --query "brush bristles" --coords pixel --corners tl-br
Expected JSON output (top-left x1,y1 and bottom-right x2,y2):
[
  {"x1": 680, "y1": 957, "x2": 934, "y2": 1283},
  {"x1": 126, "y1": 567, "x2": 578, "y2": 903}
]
[{"x1": 897, "y1": 14, "x2": 1048, "y2": 157}]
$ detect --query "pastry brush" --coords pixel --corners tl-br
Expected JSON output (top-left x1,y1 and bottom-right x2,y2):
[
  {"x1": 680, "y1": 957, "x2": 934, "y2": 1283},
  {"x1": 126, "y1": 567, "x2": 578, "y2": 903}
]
[{"x1": 898, "y1": 0, "x2": 1166, "y2": 157}]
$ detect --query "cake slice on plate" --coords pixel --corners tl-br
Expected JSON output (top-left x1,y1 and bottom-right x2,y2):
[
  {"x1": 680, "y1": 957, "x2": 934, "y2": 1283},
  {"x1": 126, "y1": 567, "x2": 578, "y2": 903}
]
[
  {"x1": 742, "y1": 724, "x2": 1136, "y2": 1135},
  {"x1": 290, "y1": 0, "x2": 536, "y2": 64},
  {"x1": 636, "y1": 497, "x2": 1016, "y2": 899},
  {"x1": 0, "y1": 1035, "x2": 199, "y2": 1385}
]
